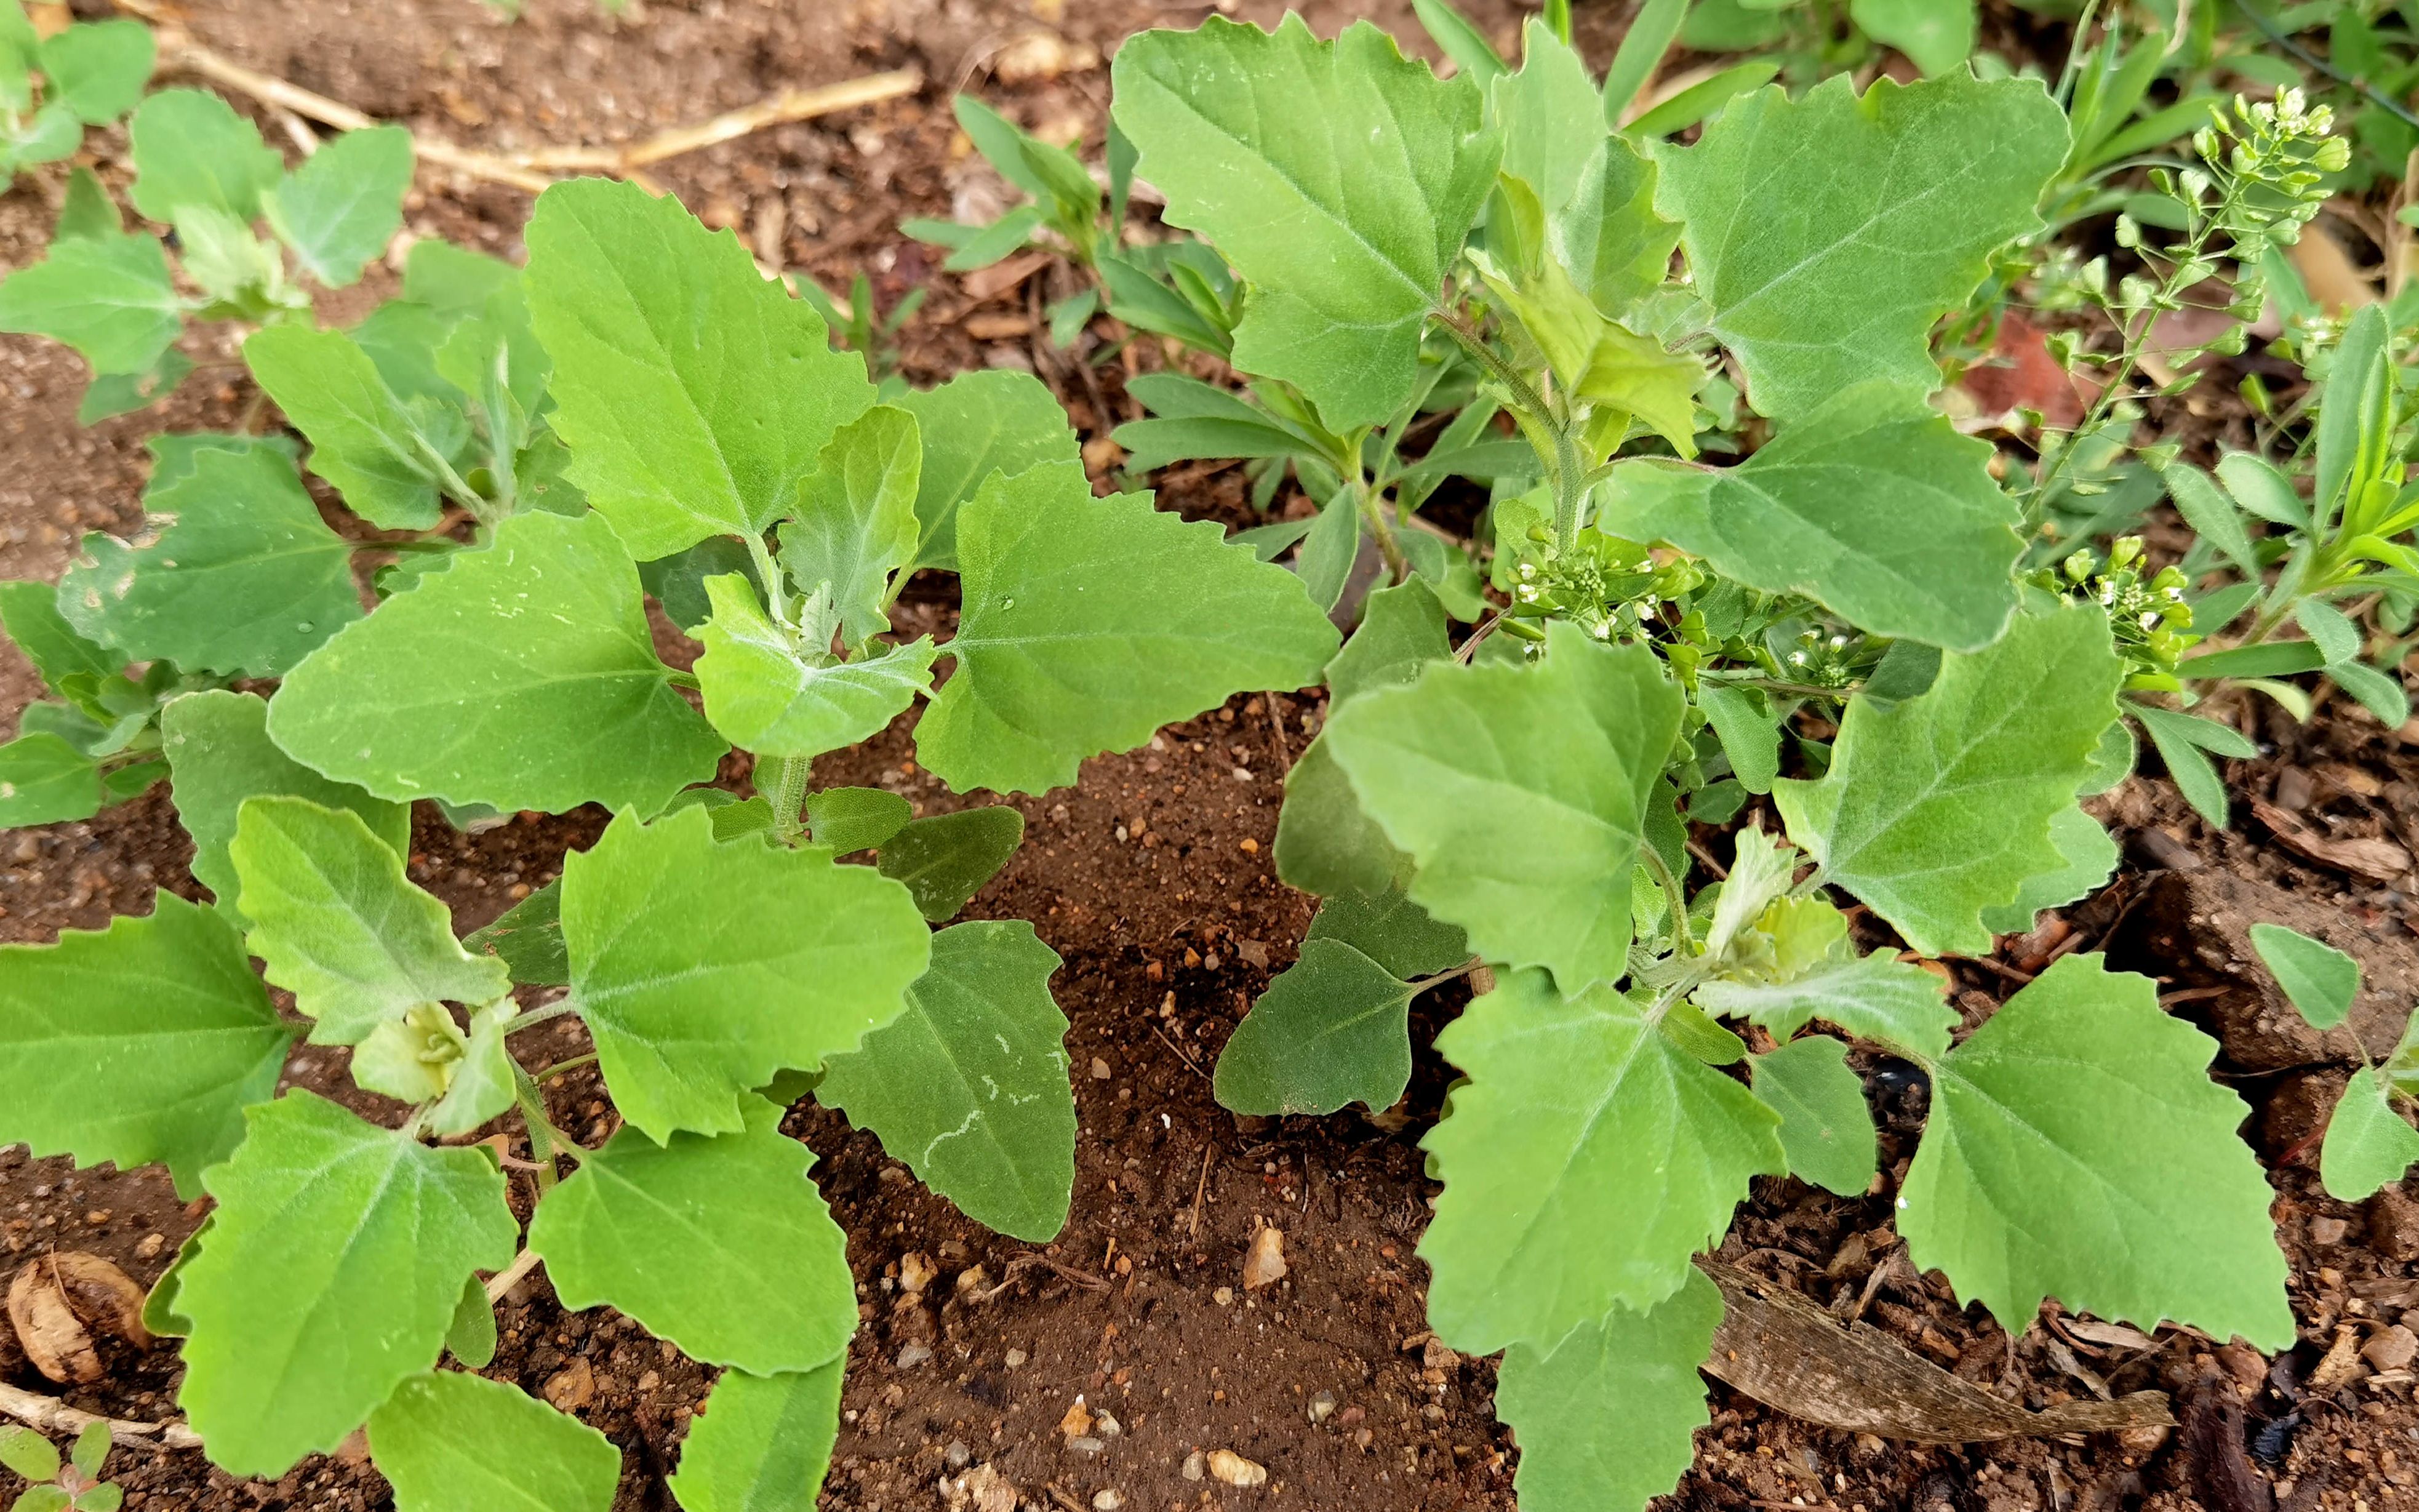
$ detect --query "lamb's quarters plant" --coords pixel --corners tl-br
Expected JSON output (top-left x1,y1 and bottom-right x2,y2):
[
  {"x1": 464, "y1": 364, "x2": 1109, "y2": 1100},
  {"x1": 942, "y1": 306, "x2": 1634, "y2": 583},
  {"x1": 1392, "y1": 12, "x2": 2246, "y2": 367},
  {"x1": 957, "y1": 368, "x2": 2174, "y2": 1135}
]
[{"x1": 0, "y1": 167, "x2": 1338, "y2": 1504}]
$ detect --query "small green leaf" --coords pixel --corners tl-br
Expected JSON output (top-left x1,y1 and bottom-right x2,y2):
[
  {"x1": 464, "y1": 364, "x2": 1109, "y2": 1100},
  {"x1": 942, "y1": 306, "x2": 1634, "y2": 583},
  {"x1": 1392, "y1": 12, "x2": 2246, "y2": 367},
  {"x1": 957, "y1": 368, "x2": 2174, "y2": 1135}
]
[
  {"x1": 127, "y1": 89, "x2": 284, "y2": 226},
  {"x1": 806, "y1": 787, "x2": 911, "y2": 855},
  {"x1": 2248, "y1": 922, "x2": 2361, "y2": 1031},
  {"x1": 694, "y1": 576, "x2": 937, "y2": 759},
  {"x1": 895, "y1": 370, "x2": 1080, "y2": 574},
  {"x1": 876, "y1": 806, "x2": 1025, "y2": 922},
  {"x1": 0, "y1": 231, "x2": 182, "y2": 375},
  {"x1": 0, "y1": 895, "x2": 290, "y2": 1198},
  {"x1": 1750, "y1": 1036, "x2": 1877, "y2": 1196},
  {"x1": 1497, "y1": 1267, "x2": 1720, "y2": 1512},
  {"x1": 819, "y1": 920, "x2": 1074, "y2": 1241},
  {"x1": 2132, "y1": 703, "x2": 2234, "y2": 828},
  {"x1": 368, "y1": 1370, "x2": 619, "y2": 1512},
  {"x1": 916, "y1": 463, "x2": 1338, "y2": 794},
  {"x1": 244, "y1": 324, "x2": 448, "y2": 530},
  {"x1": 68, "y1": 1421, "x2": 107, "y2": 1482},
  {"x1": 1215, "y1": 938, "x2": 1417, "y2": 1116},
  {"x1": 1325, "y1": 623, "x2": 1684, "y2": 990},
  {"x1": 263, "y1": 127, "x2": 414, "y2": 288},
  {"x1": 38, "y1": 20, "x2": 150, "y2": 124},
  {"x1": 1409, "y1": 0, "x2": 1507, "y2": 87},
  {"x1": 436, "y1": 1272, "x2": 498, "y2": 1370},
  {"x1": 1898, "y1": 954, "x2": 2292, "y2": 1350},
  {"x1": 231, "y1": 796, "x2": 508, "y2": 1045},
  {"x1": 1303, "y1": 884, "x2": 1468, "y2": 978},
  {"x1": 267, "y1": 510, "x2": 727, "y2": 815},
  {"x1": 1598, "y1": 386, "x2": 2021, "y2": 649},
  {"x1": 178, "y1": 1091, "x2": 517, "y2": 1475},
  {"x1": 668, "y1": 1360, "x2": 844, "y2": 1512},
  {"x1": 1418, "y1": 969, "x2": 1783, "y2": 1351},
  {"x1": 0, "y1": 734, "x2": 99, "y2": 825},
  {"x1": 1850, "y1": 0, "x2": 1977, "y2": 74},
  {"x1": 0, "y1": 1425, "x2": 61, "y2": 1483},
  {"x1": 530, "y1": 1096, "x2": 857, "y2": 1374},
  {"x1": 641, "y1": 537, "x2": 762, "y2": 633},
  {"x1": 0, "y1": 580, "x2": 124, "y2": 697},
  {"x1": 1111, "y1": 16, "x2": 1500, "y2": 428},
  {"x1": 2331, "y1": 660, "x2": 2410, "y2": 728},
  {"x1": 2322, "y1": 1067, "x2": 2419, "y2": 1202},
  {"x1": 465, "y1": 881, "x2": 569, "y2": 987},
  {"x1": 2295, "y1": 598, "x2": 2362, "y2": 666},
  {"x1": 778, "y1": 406, "x2": 921, "y2": 650},
  {"x1": 1774, "y1": 606, "x2": 2121, "y2": 956},
  {"x1": 76, "y1": 348, "x2": 192, "y2": 423},
  {"x1": 2160, "y1": 463, "x2": 2260, "y2": 579},
  {"x1": 562, "y1": 806, "x2": 930, "y2": 1140},
  {"x1": 14, "y1": 1486, "x2": 71, "y2": 1512},
  {"x1": 524, "y1": 177, "x2": 874, "y2": 560},
  {"x1": 1653, "y1": 72, "x2": 2067, "y2": 420},
  {"x1": 162, "y1": 690, "x2": 409, "y2": 930},
  {"x1": 58, "y1": 444, "x2": 361, "y2": 678},
  {"x1": 1492, "y1": 19, "x2": 1602, "y2": 218},
  {"x1": 1697, "y1": 684, "x2": 1779, "y2": 796}
]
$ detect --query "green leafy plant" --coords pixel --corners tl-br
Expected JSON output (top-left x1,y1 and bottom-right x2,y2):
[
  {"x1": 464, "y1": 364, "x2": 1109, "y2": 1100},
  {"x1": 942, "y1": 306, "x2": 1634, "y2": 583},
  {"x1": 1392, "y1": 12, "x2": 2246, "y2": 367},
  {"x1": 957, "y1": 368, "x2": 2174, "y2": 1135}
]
[
  {"x1": 2257, "y1": 921, "x2": 2419, "y2": 1201},
  {"x1": 0, "y1": 170, "x2": 1337, "y2": 1506},
  {"x1": 0, "y1": 1422, "x2": 119, "y2": 1512},
  {"x1": 0, "y1": 1, "x2": 151, "y2": 188}
]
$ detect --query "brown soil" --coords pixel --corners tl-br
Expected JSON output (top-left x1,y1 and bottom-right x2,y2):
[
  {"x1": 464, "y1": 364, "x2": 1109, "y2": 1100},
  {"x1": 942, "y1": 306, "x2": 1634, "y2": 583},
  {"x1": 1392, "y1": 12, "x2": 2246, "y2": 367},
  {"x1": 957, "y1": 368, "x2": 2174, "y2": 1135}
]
[{"x1": 4, "y1": 2, "x2": 2419, "y2": 1511}]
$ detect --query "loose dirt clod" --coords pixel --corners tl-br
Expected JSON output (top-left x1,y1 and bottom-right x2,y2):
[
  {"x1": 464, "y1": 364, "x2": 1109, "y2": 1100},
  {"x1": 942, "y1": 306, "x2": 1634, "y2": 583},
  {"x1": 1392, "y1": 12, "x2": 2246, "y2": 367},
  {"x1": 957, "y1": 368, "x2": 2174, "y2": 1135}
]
[
  {"x1": 1207, "y1": 1449, "x2": 1267, "y2": 1488},
  {"x1": 5, "y1": 1251, "x2": 150, "y2": 1385},
  {"x1": 940, "y1": 1463, "x2": 1017, "y2": 1512},
  {"x1": 1241, "y1": 1225, "x2": 1286, "y2": 1290}
]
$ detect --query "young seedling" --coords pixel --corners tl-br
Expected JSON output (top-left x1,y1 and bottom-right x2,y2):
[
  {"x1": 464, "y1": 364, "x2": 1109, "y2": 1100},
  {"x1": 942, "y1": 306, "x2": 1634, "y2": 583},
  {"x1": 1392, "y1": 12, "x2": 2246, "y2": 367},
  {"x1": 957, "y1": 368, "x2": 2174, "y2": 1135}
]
[{"x1": 0, "y1": 1422, "x2": 119, "y2": 1512}]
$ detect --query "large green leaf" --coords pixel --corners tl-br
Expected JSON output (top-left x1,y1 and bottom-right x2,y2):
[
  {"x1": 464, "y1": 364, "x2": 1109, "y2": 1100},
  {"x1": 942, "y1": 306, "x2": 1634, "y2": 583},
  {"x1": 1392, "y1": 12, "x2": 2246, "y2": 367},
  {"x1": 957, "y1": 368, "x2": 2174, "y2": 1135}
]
[
  {"x1": 916, "y1": 463, "x2": 1338, "y2": 794},
  {"x1": 0, "y1": 230, "x2": 182, "y2": 375},
  {"x1": 1110, "y1": 16, "x2": 1500, "y2": 428},
  {"x1": 244, "y1": 325, "x2": 449, "y2": 530},
  {"x1": 1496, "y1": 1267, "x2": 1721, "y2": 1512},
  {"x1": 263, "y1": 126, "x2": 415, "y2": 289},
  {"x1": 231, "y1": 796, "x2": 509, "y2": 1046},
  {"x1": 1898, "y1": 954, "x2": 2293, "y2": 1349},
  {"x1": 668, "y1": 1359, "x2": 845, "y2": 1512},
  {"x1": 267, "y1": 510, "x2": 727, "y2": 815},
  {"x1": 57, "y1": 444, "x2": 361, "y2": 678},
  {"x1": 818, "y1": 920, "x2": 1074, "y2": 1242},
  {"x1": 1215, "y1": 938, "x2": 1417, "y2": 1116},
  {"x1": 693, "y1": 575, "x2": 937, "y2": 759},
  {"x1": 162, "y1": 690, "x2": 410, "y2": 930},
  {"x1": 1774, "y1": 607, "x2": 2121, "y2": 956},
  {"x1": 895, "y1": 370, "x2": 1083, "y2": 574},
  {"x1": 2322, "y1": 1068, "x2": 2419, "y2": 1202},
  {"x1": 1750, "y1": 1036, "x2": 1878, "y2": 1196},
  {"x1": 368, "y1": 1370, "x2": 620, "y2": 1512},
  {"x1": 127, "y1": 89, "x2": 283, "y2": 226},
  {"x1": 530, "y1": 1096, "x2": 857, "y2": 1374},
  {"x1": 524, "y1": 177, "x2": 874, "y2": 560},
  {"x1": 561, "y1": 805, "x2": 930, "y2": 1140},
  {"x1": 1418, "y1": 969, "x2": 1784, "y2": 1351},
  {"x1": 1697, "y1": 949, "x2": 1956, "y2": 1061},
  {"x1": 177, "y1": 1091, "x2": 517, "y2": 1476},
  {"x1": 0, "y1": 894, "x2": 292, "y2": 1200},
  {"x1": 777, "y1": 404, "x2": 921, "y2": 650},
  {"x1": 1324, "y1": 623, "x2": 1684, "y2": 990},
  {"x1": 1652, "y1": 71, "x2": 2067, "y2": 420},
  {"x1": 1596, "y1": 386, "x2": 2022, "y2": 649}
]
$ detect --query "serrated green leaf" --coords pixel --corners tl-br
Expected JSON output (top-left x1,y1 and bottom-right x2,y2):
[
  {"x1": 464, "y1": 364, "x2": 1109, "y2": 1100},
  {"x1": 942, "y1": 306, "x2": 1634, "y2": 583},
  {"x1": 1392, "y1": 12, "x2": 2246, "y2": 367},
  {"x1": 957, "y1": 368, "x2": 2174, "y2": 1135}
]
[
  {"x1": 1751, "y1": 1036, "x2": 1877, "y2": 1196},
  {"x1": 38, "y1": 20, "x2": 151, "y2": 124},
  {"x1": 1698, "y1": 949, "x2": 1955, "y2": 1060},
  {"x1": 178, "y1": 1091, "x2": 516, "y2": 1474},
  {"x1": 57, "y1": 444, "x2": 361, "y2": 678},
  {"x1": 2322, "y1": 1067, "x2": 2419, "y2": 1202},
  {"x1": 244, "y1": 324, "x2": 449, "y2": 530},
  {"x1": 368, "y1": 1370, "x2": 619, "y2": 1512},
  {"x1": 819, "y1": 919, "x2": 1074, "y2": 1241},
  {"x1": 464, "y1": 879, "x2": 567, "y2": 987},
  {"x1": 668, "y1": 1359, "x2": 844, "y2": 1512},
  {"x1": 127, "y1": 89, "x2": 283, "y2": 227},
  {"x1": 0, "y1": 733, "x2": 98, "y2": 825},
  {"x1": 1325, "y1": 623, "x2": 1684, "y2": 990},
  {"x1": 267, "y1": 510, "x2": 727, "y2": 815},
  {"x1": 1653, "y1": 71, "x2": 2066, "y2": 420},
  {"x1": 1418, "y1": 969, "x2": 1784, "y2": 1350},
  {"x1": 263, "y1": 127, "x2": 414, "y2": 288},
  {"x1": 1774, "y1": 606, "x2": 2121, "y2": 956},
  {"x1": 895, "y1": 370, "x2": 1081, "y2": 574},
  {"x1": 777, "y1": 406, "x2": 920, "y2": 650},
  {"x1": 524, "y1": 177, "x2": 873, "y2": 560},
  {"x1": 916, "y1": 463, "x2": 1338, "y2": 794},
  {"x1": 2248, "y1": 922, "x2": 2360, "y2": 1030},
  {"x1": 530, "y1": 1095, "x2": 856, "y2": 1373},
  {"x1": 805, "y1": 786, "x2": 911, "y2": 855},
  {"x1": 562, "y1": 805, "x2": 930, "y2": 1140},
  {"x1": 444, "y1": 1273, "x2": 497, "y2": 1368},
  {"x1": 175, "y1": 203, "x2": 280, "y2": 308},
  {"x1": 1599, "y1": 386, "x2": 2020, "y2": 649},
  {"x1": 232, "y1": 795, "x2": 508, "y2": 1044},
  {"x1": 1851, "y1": 0, "x2": 1977, "y2": 74},
  {"x1": 142, "y1": 1221, "x2": 205, "y2": 1339},
  {"x1": 876, "y1": 806, "x2": 1024, "y2": 922},
  {"x1": 694, "y1": 576, "x2": 935, "y2": 759},
  {"x1": 0, "y1": 895, "x2": 290, "y2": 1198},
  {"x1": 1304, "y1": 884, "x2": 1468, "y2": 978},
  {"x1": 1110, "y1": 16, "x2": 1500, "y2": 428},
  {"x1": 0, "y1": 231, "x2": 182, "y2": 375},
  {"x1": 162, "y1": 690, "x2": 409, "y2": 930},
  {"x1": 1977, "y1": 804, "x2": 2117, "y2": 936},
  {"x1": 1493, "y1": 20, "x2": 1602, "y2": 218},
  {"x1": 1497, "y1": 1266, "x2": 1719, "y2": 1512},
  {"x1": 1215, "y1": 938, "x2": 1417, "y2": 1116},
  {"x1": 1898, "y1": 953, "x2": 2292, "y2": 1349}
]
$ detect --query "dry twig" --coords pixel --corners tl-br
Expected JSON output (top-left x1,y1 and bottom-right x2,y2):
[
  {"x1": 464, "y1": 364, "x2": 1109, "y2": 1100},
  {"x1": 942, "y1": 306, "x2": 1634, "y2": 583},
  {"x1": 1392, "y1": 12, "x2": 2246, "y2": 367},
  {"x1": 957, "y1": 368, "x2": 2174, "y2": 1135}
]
[{"x1": 0, "y1": 1382, "x2": 202, "y2": 1452}]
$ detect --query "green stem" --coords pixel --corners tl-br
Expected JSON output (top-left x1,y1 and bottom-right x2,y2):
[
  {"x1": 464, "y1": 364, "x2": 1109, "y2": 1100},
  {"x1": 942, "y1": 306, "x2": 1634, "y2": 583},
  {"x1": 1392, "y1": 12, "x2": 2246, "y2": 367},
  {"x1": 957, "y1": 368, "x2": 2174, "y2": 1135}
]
[
  {"x1": 1353, "y1": 474, "x2": 1411, "y2": 583},
  {"x1": 1433, "y1": 311, "x2": 1585, "y2": 555},
  {"x1": 762, "y1": 754, "x2": 813, "y2": 844},
  {"x1": 530, "y1": 1052, "x2": 598, "y2": 1084},
  {"x1": 414, "y1": 436, "x2": 492, "y2": 524},
  {"x1": 1641, "y1": 841, "x2": 1693, "y2": 958},
  {"x1": 501, "y1": 998, "x2": 577, "y2": 1036},
  {"x1": 511, "y1": 1065, "x2": 580, "y2": 1191},
  {"x1": 1406, "y1": 958, "x2": 1487, "y2": 994},
  {"x1": 746, "y1": 533, "x2": 794, "y2": 628}
]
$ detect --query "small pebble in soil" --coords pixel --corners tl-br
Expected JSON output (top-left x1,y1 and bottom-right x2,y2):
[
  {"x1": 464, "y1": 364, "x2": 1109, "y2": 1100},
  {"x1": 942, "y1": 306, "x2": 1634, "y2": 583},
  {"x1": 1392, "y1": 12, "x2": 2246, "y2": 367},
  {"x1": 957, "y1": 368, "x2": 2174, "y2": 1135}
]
[
  {"x1": 1068, "y1": 1436, "x2": 1106, "y2": 1457},
  {"x1": 1095, "y1": 1409, "x2": 1122, "y2": 1439},
  {"x1": 946, "y1": 1441, "x2": 972, "y2": 1470},
  {"x1": 895, "y1": 1343, "x2": 933, "y2": 1369},
  {"x1": 1061, "y1": 1399, "x2": 1093, "y2": 1438},
  {"x1": 1242, "y1": 1225, "x2": 1287, "y2": 1290},
  {"x1": 1208, "y1": 1450, "x2": 1267, "y2": 1488},
  {"x1": 1181, "y1": 1452, "x2": 1204, "y2": 1481},
  {"x1": 899, "y1": 1252, "x2": 936, "y2": 1294},
  {"x1": 1308, "y1": 1390, "x2": 1337, "y2": 1424},
  {"x1": 1094, "y1": 1492, "x2": 1123, "y2": 1511},
  {"x1": 2312, "y1": 1216, "x2": 2350, "y2": 1246},
  {"x1": 1005, "y1": 1348, "x2": 1028, "y2": 1368},
  {"x1": 1090, "y1": 1057, "x2": 1111, "y2": 1080},
  {"x1": 1213, "y1": 1287, "x2": 1234, "y2": 1306}
]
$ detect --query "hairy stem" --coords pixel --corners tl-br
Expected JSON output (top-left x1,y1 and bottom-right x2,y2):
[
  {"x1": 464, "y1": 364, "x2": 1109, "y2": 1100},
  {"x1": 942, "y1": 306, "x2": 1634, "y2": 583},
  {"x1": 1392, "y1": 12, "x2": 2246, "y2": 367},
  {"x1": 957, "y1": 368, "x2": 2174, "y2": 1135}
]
[{"x1": 762, "y1": 754, "x2": 813, "y2": 843}]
